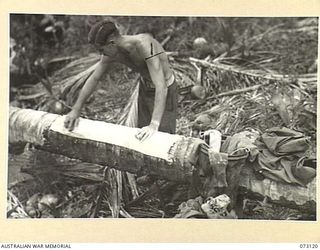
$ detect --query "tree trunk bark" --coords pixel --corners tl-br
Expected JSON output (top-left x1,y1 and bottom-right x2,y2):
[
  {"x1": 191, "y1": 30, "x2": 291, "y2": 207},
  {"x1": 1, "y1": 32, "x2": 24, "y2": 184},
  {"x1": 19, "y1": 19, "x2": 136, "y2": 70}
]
[
  {"x1": 9, "y1": 106, "x2": 197, "y2": 182},
  {"x1": 8, "y1": 107, "x2": 316, "y2": 211}
]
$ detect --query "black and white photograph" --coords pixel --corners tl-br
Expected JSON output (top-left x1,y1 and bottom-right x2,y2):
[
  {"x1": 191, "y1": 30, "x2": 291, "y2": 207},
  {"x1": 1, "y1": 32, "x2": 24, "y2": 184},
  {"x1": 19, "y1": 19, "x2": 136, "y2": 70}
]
[{"x1": 8, "y1": 14, "x2": 317, "y2": 221}]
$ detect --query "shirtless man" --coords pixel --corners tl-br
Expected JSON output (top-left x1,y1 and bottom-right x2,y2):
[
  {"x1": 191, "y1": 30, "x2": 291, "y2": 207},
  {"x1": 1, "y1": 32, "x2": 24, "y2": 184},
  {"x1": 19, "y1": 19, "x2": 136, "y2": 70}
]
[{"x1": 64, "y1": 20, "x2": 177, "y2": 141}]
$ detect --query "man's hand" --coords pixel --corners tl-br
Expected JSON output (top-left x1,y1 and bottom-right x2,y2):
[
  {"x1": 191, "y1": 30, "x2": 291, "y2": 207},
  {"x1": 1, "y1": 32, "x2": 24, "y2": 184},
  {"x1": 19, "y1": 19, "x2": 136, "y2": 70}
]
[
  {"x1": 64, "y1": 109, "x2": 80, "y2": 131},
  {"x1": 135, "y1": 122, "x2": 159, "y2": 141}
]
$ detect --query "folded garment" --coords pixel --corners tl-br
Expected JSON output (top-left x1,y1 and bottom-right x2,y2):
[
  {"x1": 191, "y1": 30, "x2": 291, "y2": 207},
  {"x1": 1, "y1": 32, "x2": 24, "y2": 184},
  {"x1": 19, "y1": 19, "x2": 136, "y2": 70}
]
[
  {"x1": 220, "y1": 130, "x2": 260, "y2": 162},
  {"x1": 219, "y1": 127, "x2": 315, "y2": 186},
  {"x1": 260, "y1": 127, "x2": 309, "y2": 156},
  {"x1": 292, "y1": 157, "x2": 317, "y2": 185},
  {"x1": 254, "y1": 127, "x2": 315, "y2": 186}
]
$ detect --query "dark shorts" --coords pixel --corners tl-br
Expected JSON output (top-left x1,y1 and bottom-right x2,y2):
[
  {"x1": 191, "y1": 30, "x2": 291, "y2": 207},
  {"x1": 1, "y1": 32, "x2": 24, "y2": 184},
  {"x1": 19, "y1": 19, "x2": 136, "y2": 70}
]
[{"x1": 137, "y1": 80, "x2": 177, "y2": 134}]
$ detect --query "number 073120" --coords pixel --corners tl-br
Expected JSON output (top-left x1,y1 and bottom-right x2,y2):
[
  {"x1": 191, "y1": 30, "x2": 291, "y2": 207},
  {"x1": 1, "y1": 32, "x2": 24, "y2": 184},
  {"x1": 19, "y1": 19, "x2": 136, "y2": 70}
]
[{"x1": 300, "y1": 244, "x2": 319, "y2": 248}]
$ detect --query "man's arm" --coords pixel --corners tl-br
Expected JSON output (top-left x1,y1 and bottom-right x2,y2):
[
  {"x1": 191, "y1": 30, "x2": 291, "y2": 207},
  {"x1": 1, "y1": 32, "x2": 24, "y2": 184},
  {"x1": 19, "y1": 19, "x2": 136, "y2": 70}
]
[
  {"x1": 135, "y1": 38, "x2": 168, "y2": 141},
  {"x1": 146, "y1": 56, "x2": 168, "y2": 128},
  {"x1": 64, "y1": 56, "x2": 110, "y2": 131}
]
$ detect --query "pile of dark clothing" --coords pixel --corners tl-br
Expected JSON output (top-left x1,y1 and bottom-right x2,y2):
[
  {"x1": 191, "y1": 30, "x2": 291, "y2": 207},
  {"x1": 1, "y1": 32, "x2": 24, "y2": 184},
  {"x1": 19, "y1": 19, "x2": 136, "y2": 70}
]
[
  {"x1": 212, "y1": 127, "x2": 316, "y2": 187},
  {"x1": 191, "y1": 126, "x2": 316, "y2": 217},
  {"x1": 252, "y1": 127, "x2": 316, "y2": 186}
]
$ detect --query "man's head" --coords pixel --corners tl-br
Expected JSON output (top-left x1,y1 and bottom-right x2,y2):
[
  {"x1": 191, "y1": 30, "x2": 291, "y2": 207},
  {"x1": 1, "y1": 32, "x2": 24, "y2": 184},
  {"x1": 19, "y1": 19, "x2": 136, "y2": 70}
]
[
  {"x1": 88, "y1": 20, "x2": 120, "y2": 56},
  {"x1": 88, "y1": 20, "x2": 119, "y2": 45}
]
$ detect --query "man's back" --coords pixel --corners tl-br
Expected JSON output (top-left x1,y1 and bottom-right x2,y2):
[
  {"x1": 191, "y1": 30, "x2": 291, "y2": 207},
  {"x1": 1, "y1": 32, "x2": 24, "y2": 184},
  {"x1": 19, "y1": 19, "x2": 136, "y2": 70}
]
[{"x1": 101, "y1": 33, "x2": 173, "y2": 84}]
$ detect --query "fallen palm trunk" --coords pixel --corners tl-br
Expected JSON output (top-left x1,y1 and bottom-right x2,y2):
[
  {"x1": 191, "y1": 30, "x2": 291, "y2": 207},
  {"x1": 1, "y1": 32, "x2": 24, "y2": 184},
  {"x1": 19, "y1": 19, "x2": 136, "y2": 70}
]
[
  {"x1": 9, "y1": 107, "x2": 198, "y2": 182},
  {"x1": 9, "y1": 107, "x2": 316, "y2": 211},
  {"x1": 239, "y1": 167, "x2": 316, "y2": 213}
]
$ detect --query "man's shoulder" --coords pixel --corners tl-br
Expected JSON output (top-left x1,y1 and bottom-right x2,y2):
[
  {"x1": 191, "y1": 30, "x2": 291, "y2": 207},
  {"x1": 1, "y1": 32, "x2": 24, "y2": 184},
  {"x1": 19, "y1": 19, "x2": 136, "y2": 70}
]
[
  {"x1": 136, "y1": 33, "x2": 155, "y2": 47},
  {"x1": 137, "y1": 33, "x2": 154, "y2": 40},
  {"x1": 135, "y1": 33, "x2": 162, "y2": 57}
]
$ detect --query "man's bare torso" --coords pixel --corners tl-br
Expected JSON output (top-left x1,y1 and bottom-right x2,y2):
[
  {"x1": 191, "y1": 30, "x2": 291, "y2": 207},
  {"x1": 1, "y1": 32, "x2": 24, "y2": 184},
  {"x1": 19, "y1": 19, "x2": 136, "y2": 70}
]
[{"x1": 102, "y1": 34, "x2": 173, "y2": 82}]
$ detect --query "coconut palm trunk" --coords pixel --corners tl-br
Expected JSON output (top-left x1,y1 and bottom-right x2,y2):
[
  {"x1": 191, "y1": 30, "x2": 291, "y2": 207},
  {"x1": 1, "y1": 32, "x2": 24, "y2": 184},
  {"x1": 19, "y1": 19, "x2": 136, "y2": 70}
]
[{"x1": 8, "y1": 107, "x2": 316, "y2": 213}]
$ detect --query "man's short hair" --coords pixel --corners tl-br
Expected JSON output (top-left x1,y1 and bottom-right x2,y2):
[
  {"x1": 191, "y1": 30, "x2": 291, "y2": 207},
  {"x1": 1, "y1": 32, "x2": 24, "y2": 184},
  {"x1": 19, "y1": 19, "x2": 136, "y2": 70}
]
[{"x1": 88, "y1": 20, "x2": 118, "y2": 45}]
